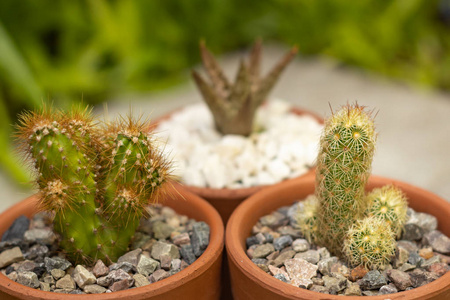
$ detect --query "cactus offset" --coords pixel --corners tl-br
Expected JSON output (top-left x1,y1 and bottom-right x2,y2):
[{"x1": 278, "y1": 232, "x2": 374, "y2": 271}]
[
  {"x1": 364, "y1": 185, "x2": 408, "y2": 238},
  {"x1": 343, "y1": 216, "x2": 396, "y2": 270},
  {"x1": 16, "y1": 106, "x2": 171, "y2": 265},
  {"x1": 315, "y1": 104, "x2": 376, "y2": 255},
  {"x1": 296, "y1": 195, "x2": 319, "y2": 243}
]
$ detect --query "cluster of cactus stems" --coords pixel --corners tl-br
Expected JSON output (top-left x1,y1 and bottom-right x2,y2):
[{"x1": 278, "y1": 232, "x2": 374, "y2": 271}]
[
  {"x1": 298, "y1": 103, "x2": 408, "y2": 270},
  {"x1": 16, "y1": 105, "x2": 171, "y2": 265}
]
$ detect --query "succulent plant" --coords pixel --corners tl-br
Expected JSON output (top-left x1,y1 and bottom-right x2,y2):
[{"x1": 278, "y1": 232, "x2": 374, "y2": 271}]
[
  {"x1": 16, "y1": 105, "x2": 171, "y2": 265},
  {"x1": 343, "y1": 216, "x2": 396, "y2": 270},
  {"x1": 364, "y1": 185, "x2": 408, "y2": 238},
  {"x1": 314, "y1": 104, "x2": 377, "y2": 255},
  {"x1": 296, "y1": 195, "x2": 319, "y2": 243},
  {"x1": 192, "y1": 40, "x2": 297, "y2": 136}
]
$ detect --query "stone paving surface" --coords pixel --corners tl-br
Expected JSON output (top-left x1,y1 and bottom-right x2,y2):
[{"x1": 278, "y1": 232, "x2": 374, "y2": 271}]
[{"x1": 2, "y1": 45, "x2": 449, "y2": 212}]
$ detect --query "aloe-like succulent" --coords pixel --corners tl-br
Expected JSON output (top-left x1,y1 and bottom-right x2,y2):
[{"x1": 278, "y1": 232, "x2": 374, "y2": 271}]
[
  {"x1": 364, "y1": 185, "x2": 408, "y2": 238},
  {"x1": 343, "y1": 216, "x2": 396, "y2": 270},
  {"x1": 16, "y1": 105, "x2": 171, "y2": 265},
  {"x1": 192, "y1": 40, "x2": 297, "y2": 136},
  {"x1": 314, "y1": 104, "x2": 377, "y2": 255}
]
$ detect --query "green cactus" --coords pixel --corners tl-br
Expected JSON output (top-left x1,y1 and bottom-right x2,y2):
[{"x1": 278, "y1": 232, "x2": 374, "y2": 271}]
[
  {"x1": 343, "y1": 216, "x2": 396, "y2": 270},
  {"x1": 16, "y1": 106, "x2": 171, "y2": 265},
  {"x1": 315, "y1": 104, "x2": 376, "y2": 255},
  {"x1": 296, "y1": 195, "x2": 318, "y2": 243},
  {"x1": 364, "y1": 185, "x2": 408, "y2": 238}
]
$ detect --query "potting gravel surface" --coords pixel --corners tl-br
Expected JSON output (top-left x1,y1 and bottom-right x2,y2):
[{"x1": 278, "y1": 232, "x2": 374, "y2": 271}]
[
  {"x1": 0, "y1": 205, "x2": 210, "y2": 294},
  {"x1": 247, "y1": 200, "x2": 450, "y2": 296}
]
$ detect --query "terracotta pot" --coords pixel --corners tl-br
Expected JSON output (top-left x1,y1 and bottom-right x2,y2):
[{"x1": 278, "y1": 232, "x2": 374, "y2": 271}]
[
  {"x1": 153, "y1": 106, "x2": 323, "y2": 224},
  {"x1": 0, "y1": 183, "x2": 224, "y2": 300},
  {"x1": 226, "y1": 175, "x2": 450, "y2": 300}
]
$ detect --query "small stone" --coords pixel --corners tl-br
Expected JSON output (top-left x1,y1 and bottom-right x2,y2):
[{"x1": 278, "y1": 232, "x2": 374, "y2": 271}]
[
  {"x1": 141, "y1": 239, "x2": 157, "y2": 252},
  {"x1": 191, "y1": 222, "x2": 210, "y2": 257},
  {"x1": 292, "y1": 239, "x2": 309, "y2": 252},
  {"x1": 285, "y1": 258, "x2": 318, "y2": 287},
  {"x1": 110, "y1": 279, "x2": 131, "y2": 292},
  {"x1": 397, "y1": 240, "x2": 419, "y2": 252},
  {"x1": 171, "y1": 259, "x2": 181, "y2": 270},
  {"x1": 362, "y1": 290, "x2": 380, "y2": 296},
  {"x1": 394, "y1": 245, "x2": 410, "y2": 268},
  {"x1": 379, "y1": 283, "x2": 398, "y2": 295},
  {"x1": 44, "y1": 257, "x2": 72, "y2": 272},
  {"x1": 180, "y1": 244, "x2": 196, "y2": 265},
  {"x1": 406, "y1": 209, "x2": 437, "y2": 233},
  {"x1": 180, "y1": 260, "x2": 189, "y2": 270},
  {"x1": 56, "y1": 274, "x2": 76, "y2": 290},
  {"x1": 317, "y1": 247, "x2": 330, "y2": 259},
  {"x1": 150, "y1": 269, "x2": 170, "y2": 283},
  {"x1": 294, "y1": 250, "x2": 320, "y2": 264},
  {"x1": 136, "y1": 255, "x2": 159, "y2": 276},
  {"x1": 344, "y1": 283, "x2": 362, "y2": 296},
  {"x1": 73, "y1": 265, "x2": 96, "y2": 288},
  {"x1": 259, "y1": 212, "x2": 287, "y2": 228},
  {"x1": 423, "y1": 230, "x2": 450, "y2": 254},
  {"x1": 151, "y1": 241, "x2": 180, "y2": 260},
  {"x1": 359, "y1": 270, "x2": 387, "y2": 290},
  {"x1": 277, "y1": 226, "x2": 302, "y2": 239},
  {"x1": 399, "y1": 263, "x2": 416, "y2": 272},
  {"x1": 273, "y1": 235, "x2": 293, "y2": 251},
  {"x1": 409, "y1": 268, "x2": 439, "y2": 288},
  {"x1": 0, "y1": 247, "x2": 24, "y2": 268},
  {"x1": 266, "y1": 250, "x2": 279, "y2": 261},
  {"x1": 330, "y1": 262, "x2": 349, "y2": 278},
  {"x1": 160, "y1": 255, "x2": 172, "y2": 270},
  {"x1": 172, "y1": 232, "x2": 190, "y2": 246},
  {"x1": 51, "y1": 269, "x2": 65, "y2": 280},
  {"x1": 25, "y1": 244, "x2": 49, "y2": 260},
  {"x1": 311, "y1": 277, "x2": 324, "y2": 286},
  {"x1": 270, "y1": 250, "x2": 295, "y2": 268},
  {"x1": 402, "y1": 224, "x2": 423, "y2": 241},
  {"x1": 96, "y1": 276, "x2": 112, "y2": 287},
  {"x1": 153, "y1": 221, "x2": 174, "y2": 240},
  {"x1": 268, "y1": 265, "x2": 290, "y2": 279},
  {"x1": 23, "y1": 228, "x2": 56, "y2": 245},
  {"x1": 42, "y1": 274, "x2": 55, "y2": 284},
  {"x1": 16, "y1": 271, "x2": 40, "y2": 288},
  {"x1": 39, "y1": 282, "x2": 51, "y2": 292},
  {"x1": 317, "y1": 256, "x2": 338, "y2": 276},
  {"x1": 408, "y1": 252, "x2": 424, "y2": 267},
  {"x1": 323, "y1": 274, "x2": 347, "y2": 294},
  {"x1": 1, "y1": 216, "x2": 30, "y2": 242},
  {"x1": 419, "y1": 247, "x2": 434, "y2": 260},
  {"x1": 83, "y1": 284, "x2": 107, "y2": 294},
  {"x1": 252, "y1": 243, "x2": 275, "y2": 259},
  {"x1": 310, "y1": 285, "x2": 329, "y2": 293},
  {"x1": 246, "y1": 236, "x2": 259, "y2": 248},
  {"x1": 386, "y1": 269, "x2": 412, "y2": 290},
  {"x1": 7, "y1": 271, "x2": 18, "y2": 282},
  {"x1": 109, "y1": 262, "x2": 135, "y2": 273},
  {"x1": 427, "y1": 262, "x2": 449, "y2": 277},
  {"x1": 93, "y1": 260, "x2": 109, "y2": 277},
  {"x1": 436, "y1": 253, "x2": 450, "y2": 264},
  {"x1": 133, "y1": 274, "x2": 150, "y2": 287},
  {"x1": 421, "y1": 255, "x2": 441, "y2": 268},
  {"x1": 117, "y1": 248, "x2": 142, "y2": 267},
  {"x1": 108, "y1": 269, "x2": 134, "y2": 286},
  {"x1": 274, "y1": 273, "x2": 289, "y2": 283},
  {"x1": 15, "y1": 260, "x2": 36, "y2": 273}
]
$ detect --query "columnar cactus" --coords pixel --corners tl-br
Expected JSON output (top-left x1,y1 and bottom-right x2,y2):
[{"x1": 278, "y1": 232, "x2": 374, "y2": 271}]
[
  {"x1": 343, "y1": 216, "x2": 396, "y2": 269},
  {"x1": 16, "y1": 106, "x2": 170, "y2": 265},
  {"x1": 364, "y1": 185, "x2": 408, "y2": 238},
  {"x1": 315, "y1": 104, "x2": 376, "y2": 255}
]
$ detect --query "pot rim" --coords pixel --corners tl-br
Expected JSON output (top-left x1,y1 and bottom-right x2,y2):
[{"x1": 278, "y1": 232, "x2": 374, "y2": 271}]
[
  {"x1": 0, "y1": 183, "x2": 224, "y2": 300},
  {"x1": 226, "y1": 175, "x2": 450, "y2": 300},
  {"x1": 152, "y1": 105, "x2": 323, "y2": 200}
]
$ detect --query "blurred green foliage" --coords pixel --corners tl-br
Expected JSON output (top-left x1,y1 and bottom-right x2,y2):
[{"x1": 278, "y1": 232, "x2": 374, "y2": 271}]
[{"x1": 1, "y1": 0, "x2": 449, "y2": 186}]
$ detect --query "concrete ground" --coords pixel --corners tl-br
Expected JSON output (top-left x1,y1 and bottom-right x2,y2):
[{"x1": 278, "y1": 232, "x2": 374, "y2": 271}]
[{"x1": 2, "y1": 45, "x2": 449, "y2": 213}]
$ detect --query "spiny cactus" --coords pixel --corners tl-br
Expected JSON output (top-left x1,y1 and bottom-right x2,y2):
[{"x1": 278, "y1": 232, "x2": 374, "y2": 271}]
[
  {"x1": 364, "y1": 185, "x2": 408, "y2": 238},
  {"x1": 16, "y1": 105, "x2": 171, "y2": 265},
  {"x1": 343, "y1": 216, "x2": 396, "y2": 270},
  {"x1": 315, "y1": 104, "x2": 376, "y2": 255},
  {"x1": 192, "y1": 40, "x2": 297, "y2": 136},
  {"x1": 296, "y1": 195, "x2": 318, "y2": 243}
]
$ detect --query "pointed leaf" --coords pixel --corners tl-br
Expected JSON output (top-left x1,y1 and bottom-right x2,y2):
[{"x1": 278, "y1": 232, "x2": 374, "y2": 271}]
[
  {"x1": 199, "y1": 41, "x2": 230, "y2": 96},
  {"x1": 228, "y1": 60, "x2": 251, "y2": 109}
]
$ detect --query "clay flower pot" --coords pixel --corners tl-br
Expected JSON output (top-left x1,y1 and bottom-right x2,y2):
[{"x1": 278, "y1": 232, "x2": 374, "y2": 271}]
[
  {"x1": 226, "y1": 175, "x2": 450, "y2": 300},
  {"x1": 0, "y1": 183, "x2": 224, "y2": 300},
  {"x1": 153, "y1": 106, "x2": 323, "y2": 223}
]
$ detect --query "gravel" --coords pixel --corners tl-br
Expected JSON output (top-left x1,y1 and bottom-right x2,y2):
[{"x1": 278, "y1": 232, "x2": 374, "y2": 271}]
[
  {"x1": 247, "y1": 201, "x2": 450, "y2": 296},
  {"x1": 0, "y1": 204, "x2": 210, "y2": 294}
]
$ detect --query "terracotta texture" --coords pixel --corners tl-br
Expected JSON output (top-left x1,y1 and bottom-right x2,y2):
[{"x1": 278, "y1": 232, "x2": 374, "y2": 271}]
[
  {"x1": 226, "y1": 175, "x2": 450, "y2": 300},
  {"x1": 153, "y1": 106, "x2": 324, "y2": 223},
  {"x1": 0, "y1": 183, "x2": 224, "y2": 300}
]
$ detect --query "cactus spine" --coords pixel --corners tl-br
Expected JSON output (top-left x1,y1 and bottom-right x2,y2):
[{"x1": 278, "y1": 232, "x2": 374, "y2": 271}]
[
  {"x1": 17, "y1": 106, "x2": 170, "y2": 264},
  {"x1": 315, "y1": 104, "x2": 376, "y2": 255},
  {"x1": 343, "y1": 216, "x2": 396, "y2": 269},
  {"x1": 364, "y1": 185, "x2": 408, "y2": 238}
]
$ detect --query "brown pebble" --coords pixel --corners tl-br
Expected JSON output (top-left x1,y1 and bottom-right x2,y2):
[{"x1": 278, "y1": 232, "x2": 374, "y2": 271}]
[
  {"x1": 427, "y1": 262, "x2": 449, "y2": 277},
  {"x1": 419, "y1": 247, "x2": 434, "y2": 260},
  {"x1": 348, "y1": 265, "x2": 368, "y2": 282},
  {"x1": 109, "y1": 279, "x2": 130, "y2": 292}
]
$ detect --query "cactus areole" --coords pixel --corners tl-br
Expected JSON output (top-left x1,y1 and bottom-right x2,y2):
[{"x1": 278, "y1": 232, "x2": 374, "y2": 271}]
[{"x1": 16, "y1": 106, "x2": 171, "y2": 265}]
